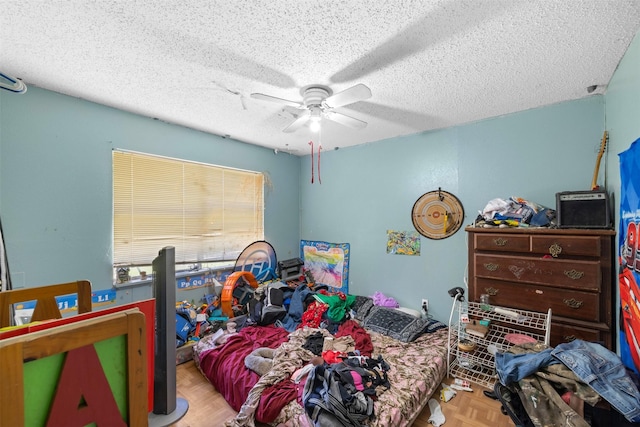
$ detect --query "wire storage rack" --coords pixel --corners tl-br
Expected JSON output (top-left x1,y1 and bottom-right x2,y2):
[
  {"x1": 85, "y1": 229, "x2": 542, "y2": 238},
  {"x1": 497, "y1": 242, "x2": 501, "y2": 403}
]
[{"x1": 447, "y1": 301, "x2": 551, "y2": 389}]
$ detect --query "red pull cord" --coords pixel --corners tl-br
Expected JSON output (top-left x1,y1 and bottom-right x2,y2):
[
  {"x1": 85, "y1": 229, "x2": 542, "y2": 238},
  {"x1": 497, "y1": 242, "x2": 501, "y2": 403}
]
[
  {"x1": 308, "y1": 140, "x2": 314, "y2": 183},
  {"x1": 318, "y1": 144, "x2": 322, "y2": 184}
]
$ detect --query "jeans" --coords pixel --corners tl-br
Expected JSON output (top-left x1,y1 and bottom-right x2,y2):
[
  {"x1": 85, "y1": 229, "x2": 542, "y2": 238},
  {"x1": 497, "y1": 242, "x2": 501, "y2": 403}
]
[
  {"x1": 552, "y1": 340, "x2": 640, "y2": 423},
  {"x1": 279, "y1": 285, "x2": 313, "y2": 331},
  {"x1": 495, "y1": 347, "x2": 559, "y2": 385}
]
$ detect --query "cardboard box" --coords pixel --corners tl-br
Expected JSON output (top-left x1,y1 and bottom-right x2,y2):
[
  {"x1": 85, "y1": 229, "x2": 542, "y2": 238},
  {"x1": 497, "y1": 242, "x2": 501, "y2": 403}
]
[{"x1": 176, "y1": 341, "x2": 196, "y2": 365}]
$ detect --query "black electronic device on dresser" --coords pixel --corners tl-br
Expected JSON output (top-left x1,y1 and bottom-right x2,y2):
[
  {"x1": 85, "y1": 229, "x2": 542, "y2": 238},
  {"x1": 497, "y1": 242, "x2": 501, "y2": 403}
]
[
  {"x1": 556, "y1": 190, "x2": 611, "y2": 229},
  {"x1": 466, "y1": 227, "x2": 616, "y2": 350}
]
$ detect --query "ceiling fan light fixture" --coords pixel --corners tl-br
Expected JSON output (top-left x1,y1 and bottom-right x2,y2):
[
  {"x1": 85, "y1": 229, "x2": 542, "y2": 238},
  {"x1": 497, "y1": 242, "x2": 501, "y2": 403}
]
[
  {"x1": 309, "y1": 118, "x2": 321, "y2": 132},
  {"x1": 309, "y1": 106, "x2": 322, "y2": 132}
]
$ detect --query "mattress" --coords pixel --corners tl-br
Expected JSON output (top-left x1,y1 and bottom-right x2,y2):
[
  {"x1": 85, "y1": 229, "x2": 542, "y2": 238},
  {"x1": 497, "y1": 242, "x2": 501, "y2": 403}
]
[{"x1": 193, "y1": 320, "x2": 449, "y2": 426}]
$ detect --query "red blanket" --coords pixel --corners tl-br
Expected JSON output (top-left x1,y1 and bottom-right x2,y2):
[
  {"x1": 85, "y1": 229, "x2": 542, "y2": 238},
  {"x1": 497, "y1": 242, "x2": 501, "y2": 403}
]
[{"x1": 198, "y1": 326, "x2": 291, "y2": 416}]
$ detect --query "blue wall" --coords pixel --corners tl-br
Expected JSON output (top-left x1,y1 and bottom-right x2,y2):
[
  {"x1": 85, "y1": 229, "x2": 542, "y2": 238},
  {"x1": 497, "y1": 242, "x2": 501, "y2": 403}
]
[
  {"x1": 2, "y1": 29, "x2": 639, "y2": 325},
  {"x1": 605, "y1": 29, "x2": 640, "y2": 233},
  {"x1": 300, "y1": 97, "x2": 605, "y2": 322},
  {"x1": 0, "y1": 87, "x2": 300, "y2": 292},
  {"x1": 604, "y1": 30, "x2": 640, "y2": 350}
]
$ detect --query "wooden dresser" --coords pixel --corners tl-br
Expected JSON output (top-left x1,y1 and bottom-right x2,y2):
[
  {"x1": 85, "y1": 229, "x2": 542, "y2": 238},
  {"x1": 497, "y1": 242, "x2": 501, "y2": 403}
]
[{"x1": 466, "y1": 226, "x2": 616, "y2": 350}]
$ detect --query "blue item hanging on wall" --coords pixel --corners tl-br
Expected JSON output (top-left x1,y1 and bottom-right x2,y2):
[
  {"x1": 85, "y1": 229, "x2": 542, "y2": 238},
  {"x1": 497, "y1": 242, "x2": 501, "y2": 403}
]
[{"x1": 618, "y1": 137, "x2": 640, "y2": 375}]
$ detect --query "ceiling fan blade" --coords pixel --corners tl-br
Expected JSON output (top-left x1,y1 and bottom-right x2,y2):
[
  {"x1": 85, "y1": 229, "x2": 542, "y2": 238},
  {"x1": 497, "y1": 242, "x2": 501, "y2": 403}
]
[
  {"x1": 324, "y1": 110, "x2": 368, "y2": 129},
  {"x1": 323, "y1": 84, "x2": 372, "y2": 109},
  {"x1": 250, "y1": 93, "x2": 302, "y2": 108},
  {"x1": 282, "y1": 105, "x2": 306, "y2": 115},
  {"x1": 283, "y1": 110, "x2": 310, "y2": 133}
]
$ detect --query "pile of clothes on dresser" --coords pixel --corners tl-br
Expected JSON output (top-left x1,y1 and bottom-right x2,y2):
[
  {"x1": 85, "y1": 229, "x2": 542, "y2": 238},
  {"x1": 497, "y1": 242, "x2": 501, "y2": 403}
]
[{"x1": 474, "y1": 196, "x2": 556, "y2": 228}]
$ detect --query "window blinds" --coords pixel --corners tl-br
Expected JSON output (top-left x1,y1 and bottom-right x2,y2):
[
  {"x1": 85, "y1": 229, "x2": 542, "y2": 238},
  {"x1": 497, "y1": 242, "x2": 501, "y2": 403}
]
[{"x1": 113, "y1": 150, "x2": 264, "y2": 267}]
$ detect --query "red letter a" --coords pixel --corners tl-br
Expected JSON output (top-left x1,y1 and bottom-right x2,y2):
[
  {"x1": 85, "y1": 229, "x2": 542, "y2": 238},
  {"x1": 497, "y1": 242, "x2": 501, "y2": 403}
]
[{"x1": 46, "y1": 345, "x2": 127, "y2": 427}]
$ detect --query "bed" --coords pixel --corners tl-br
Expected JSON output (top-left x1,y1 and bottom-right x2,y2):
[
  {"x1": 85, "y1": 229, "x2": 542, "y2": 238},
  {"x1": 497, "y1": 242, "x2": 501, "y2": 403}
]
[{"x1": 193, "y1": 293, "x2": 449, "y2": 427}]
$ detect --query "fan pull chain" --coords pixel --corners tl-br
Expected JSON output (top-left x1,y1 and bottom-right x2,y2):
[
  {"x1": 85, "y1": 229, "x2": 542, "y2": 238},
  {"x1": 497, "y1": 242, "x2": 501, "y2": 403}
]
[
  {"x1": 317, "y1": 127, "x2": 322, "y2": 184},
  {"x1": 308, "y1": 140, "x2": 314, "y2": 183}
]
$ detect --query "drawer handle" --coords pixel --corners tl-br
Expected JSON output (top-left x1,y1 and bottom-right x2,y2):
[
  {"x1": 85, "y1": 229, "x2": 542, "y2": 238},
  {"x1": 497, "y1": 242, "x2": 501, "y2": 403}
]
[
  {"x1": 549, "y1": 243, "x2": 562, "y2": 257},
  {"x1": 564, "y1": 335, "x2": 577, "y2": 342},
  {"x1": 483, "y1": 263, "x2": 499, "y2": 271},
  {"x1": 563, "y1": 298, "x2": 584, "y2": 309},
  {"x1": 493, "y1": 237, "x2": 508, "y2": 246},
  {"x1": 484, "y1": 287, "x2": 498, "y2": 296},
  {"x1": 564, "y1": 269, "x2": 585, "y2": 280}
]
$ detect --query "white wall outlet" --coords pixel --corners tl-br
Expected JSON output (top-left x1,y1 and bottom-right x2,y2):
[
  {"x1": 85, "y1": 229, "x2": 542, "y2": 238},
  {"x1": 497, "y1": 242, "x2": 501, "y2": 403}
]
[{"x1": 421, "y1": 298, "x2": 429, "y2": 313}]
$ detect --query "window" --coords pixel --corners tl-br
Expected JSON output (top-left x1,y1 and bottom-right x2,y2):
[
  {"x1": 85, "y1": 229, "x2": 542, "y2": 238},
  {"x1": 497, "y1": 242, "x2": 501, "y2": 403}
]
[{"x1": 113, "y1": 150, "x2": 264, "y2": 272}]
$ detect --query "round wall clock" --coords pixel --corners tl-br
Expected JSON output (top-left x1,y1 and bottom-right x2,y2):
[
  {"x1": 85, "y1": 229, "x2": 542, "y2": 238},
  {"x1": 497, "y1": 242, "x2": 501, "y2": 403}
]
[{"x1": 411, "y1": 188, "x2": 464, "y2": 239}]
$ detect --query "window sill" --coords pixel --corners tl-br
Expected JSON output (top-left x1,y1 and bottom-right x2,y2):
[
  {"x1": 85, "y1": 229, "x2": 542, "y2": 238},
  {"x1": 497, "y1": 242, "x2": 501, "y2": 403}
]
[{"x1": 112, "y1": 265, "x2": 234, "y2": 290}]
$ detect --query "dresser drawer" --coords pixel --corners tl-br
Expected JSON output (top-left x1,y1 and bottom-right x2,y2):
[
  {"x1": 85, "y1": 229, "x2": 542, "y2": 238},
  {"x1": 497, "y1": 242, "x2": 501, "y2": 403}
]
[
  {"x1": 467, "y1": 227, "x2": 615, "y2": 351},
  {"x1": 475, "y1": 254, "x2": 601, "y2": 292},
  {"x1": 474, "y1": 233, "x2": 530, "y2": 253},
  {"x1": 475, "y1": 278, "x2": 600, "y2": 322},
  {"x1": 530, "y1": 235, "x2": 601, "y2": 258},
  {"x1": 550, "y1": 322, "x2": 602, "y2": 347}
]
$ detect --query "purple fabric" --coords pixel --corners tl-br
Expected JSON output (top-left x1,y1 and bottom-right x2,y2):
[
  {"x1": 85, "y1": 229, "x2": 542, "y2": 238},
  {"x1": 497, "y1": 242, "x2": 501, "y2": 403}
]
[
  {"x1": 372, "y1": 291, "x2": 399, "y2": 308},
  {"x1": 197, "y1": 326, "x2": 290, "y2": 411}
]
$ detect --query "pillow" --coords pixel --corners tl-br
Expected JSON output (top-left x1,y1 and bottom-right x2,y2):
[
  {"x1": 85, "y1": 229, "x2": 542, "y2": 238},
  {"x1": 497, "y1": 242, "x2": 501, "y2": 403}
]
[
  {"x1": 352, "y1": 296, "x2": 374, "y2": 321},
  {"x1": 395, "y1": 307, "x2": 422, "y2": 318},
  {"x1": 351, "y1": 295, "x2": 371, "y2": 311},
  {"x1": 361, "y1": 305, "x2": 431, "y2": 342}
]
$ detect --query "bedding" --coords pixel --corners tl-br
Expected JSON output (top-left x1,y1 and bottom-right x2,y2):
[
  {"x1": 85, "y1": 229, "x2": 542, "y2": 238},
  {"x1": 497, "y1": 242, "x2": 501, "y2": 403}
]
[
  {"x1": 193, "y1": 296, "x2": 449, "y2": 427},
  {"x1": 360, "y1": 304, "x2": 440, "y2": 343}
]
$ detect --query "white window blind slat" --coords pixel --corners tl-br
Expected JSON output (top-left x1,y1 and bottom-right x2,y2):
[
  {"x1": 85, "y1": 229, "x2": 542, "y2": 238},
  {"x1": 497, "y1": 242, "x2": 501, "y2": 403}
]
[{"x1": 113, "y1": 150, "x2": 264, "y2": 266}]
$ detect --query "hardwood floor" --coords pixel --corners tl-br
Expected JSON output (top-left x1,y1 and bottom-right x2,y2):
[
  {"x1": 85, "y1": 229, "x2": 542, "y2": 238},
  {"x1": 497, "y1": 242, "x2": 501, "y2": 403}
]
[{"x1": 172, "y1": 360, "x2": 514, "y2": 427}]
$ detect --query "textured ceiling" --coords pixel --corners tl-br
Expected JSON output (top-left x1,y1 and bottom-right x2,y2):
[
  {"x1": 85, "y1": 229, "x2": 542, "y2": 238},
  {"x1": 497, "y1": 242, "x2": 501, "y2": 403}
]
[{"x1": 2, "y1": 1, "x2": 640, "y2": 155}]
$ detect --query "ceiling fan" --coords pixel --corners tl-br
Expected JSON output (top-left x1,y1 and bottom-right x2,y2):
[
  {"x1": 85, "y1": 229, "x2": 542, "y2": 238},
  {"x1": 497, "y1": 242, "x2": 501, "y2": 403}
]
[{"x1": 250, "y1": 83, "x2": 372, "y2": 133}]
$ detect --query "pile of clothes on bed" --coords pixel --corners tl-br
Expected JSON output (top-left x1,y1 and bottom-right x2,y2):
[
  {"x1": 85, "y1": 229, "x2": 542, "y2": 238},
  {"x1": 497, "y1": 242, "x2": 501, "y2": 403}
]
[
  {"x1": 242, "y1": 327, "x2": 393, "y2": 426},
  {"x1": 245, "y1": 279, "x2": 356, "y2": 332},
  {"x1": 194, "y1": 283, "x2": 448, "y2": 427},
  {"x1": 303, "y1": 349, "x2": 391, "y2": 426}
]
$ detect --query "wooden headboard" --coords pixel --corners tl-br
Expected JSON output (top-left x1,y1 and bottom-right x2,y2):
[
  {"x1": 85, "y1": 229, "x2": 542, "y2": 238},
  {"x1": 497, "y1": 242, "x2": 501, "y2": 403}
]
[
  {"x1": 0, "y1": 308, "x2": 147, "y2": 426},
  {"x1": 0, "y1": 280, "x2": 92, "y2": 328}
]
